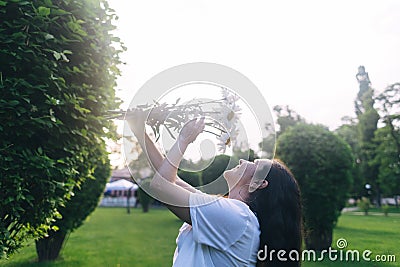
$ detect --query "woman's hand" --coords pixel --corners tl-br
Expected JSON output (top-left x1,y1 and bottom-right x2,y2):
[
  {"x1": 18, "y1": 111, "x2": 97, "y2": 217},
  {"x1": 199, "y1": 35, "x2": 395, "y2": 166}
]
[
  {"x1": 178, "y1": 117, "x2": 205, "y2": 146},
  {"x1": 126, "y1": 108, "x2": 147, "y2": 137}
]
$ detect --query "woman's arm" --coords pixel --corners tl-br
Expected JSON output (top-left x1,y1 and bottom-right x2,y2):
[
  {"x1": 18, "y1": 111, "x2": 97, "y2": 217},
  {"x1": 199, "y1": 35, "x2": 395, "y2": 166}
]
[
  {"x1": 149, "y1": 118, "x2": 205, "y2": 224},
  {"x1": 127, "y1": 110, "x2": 198, "y2": 193},
  {"x1": 141, "y1": 132, "x2": 199, "y2": 193},
  {"x1": 127, "y1": 111, "x2": 204, "y2": 223}
]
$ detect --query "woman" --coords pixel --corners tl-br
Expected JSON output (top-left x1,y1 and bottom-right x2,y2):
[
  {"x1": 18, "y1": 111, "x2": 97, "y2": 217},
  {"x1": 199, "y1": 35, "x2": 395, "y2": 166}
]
[{"x1": 128, "y1": 113, "x2": 302, "y2": 267}]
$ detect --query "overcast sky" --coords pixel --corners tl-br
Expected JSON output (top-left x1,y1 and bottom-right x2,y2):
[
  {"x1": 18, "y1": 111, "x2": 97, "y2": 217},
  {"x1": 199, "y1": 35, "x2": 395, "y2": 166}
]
[{"x1": 108, "y1": 0, "x2": 400, "y2": 130}]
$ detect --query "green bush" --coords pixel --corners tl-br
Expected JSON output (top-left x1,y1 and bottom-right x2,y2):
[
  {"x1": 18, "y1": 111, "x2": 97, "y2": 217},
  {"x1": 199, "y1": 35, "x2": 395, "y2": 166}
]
[
  {"x1": 35, "y1": 149, "x2": 111, "y2": 261},
  {"x1": 0, "y1": 0, "x2": 122, "y2": 258},
  {"x1": 177, "y1": 169, "x2": 202, "y2": 187},
  {"x1": 381, "y1": 203, "x2": 390, "y2": 216},
  {"x1": 357, "y1": 197, "x2": 371, "y2": 215},
  {"x1": 277, "y1": 124, "x2": 354, "y2": 251}
]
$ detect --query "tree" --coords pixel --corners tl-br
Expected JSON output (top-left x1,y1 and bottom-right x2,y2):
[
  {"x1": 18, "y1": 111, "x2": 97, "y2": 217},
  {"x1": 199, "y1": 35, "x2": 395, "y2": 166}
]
[
  {"x1": 335, "y1": 117, "x2": 363, "y2": 199},
  {"x1": 178, "y1": 155, "x2": 234, "y2": 195},
  {"x1": 273, "y1": 105, "x2": 305, "y2": 136},
  {"x1": 355, "y1": 66, "x2": 371, "y2": 116},
  {"x1": 177, "y1": 168, "x2": 202, "y2": 187},
  {"x1": 356, "y1": 84, "x2": 380, "y2": 205},
  {"x1": 0, "y1": 0, "x2": 122, "y2": 258},
  {"x1": 179, "y1": 150, "x2": 259, "y2": 196},
  {"x1": 373, "y1": 126, "x2": 400, "y2": 204},
  {"x1": 353, "y1": 66, "x2": 381, "y2": 205},
  {"x1": 375, "y1": 83, "x2": 400, "y2": 162},
  {"x1": 258, "y1": 105, "x2": 304, "y2": 157},
  {"x1": 277, "y1": 124, "x2": 353, "y2": 251},
  {"x1": 374, "y1": 83, "x2": 400, "y2": 207}
]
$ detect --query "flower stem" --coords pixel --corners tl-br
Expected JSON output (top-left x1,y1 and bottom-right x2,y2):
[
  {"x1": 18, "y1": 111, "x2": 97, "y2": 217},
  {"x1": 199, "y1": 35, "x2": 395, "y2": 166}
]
[{"x1": 203, "y1": 129, "x2": 220, "y2": 137}]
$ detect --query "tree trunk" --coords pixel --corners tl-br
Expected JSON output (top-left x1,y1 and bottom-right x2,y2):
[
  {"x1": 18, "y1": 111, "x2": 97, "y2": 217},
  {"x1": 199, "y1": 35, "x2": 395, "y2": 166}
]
[
  {"x1": 376, "y1": 184, "x2": 382, "y2": 207},
  {"x1": 142, "y1": 203, "x2": 149, "y2": 213},
  {"x1": 35, "y1": 230, "x2": 67, "y2": 262},
  {"x1": 305, "y1": 228, "x2": 333, "y2": 252}
]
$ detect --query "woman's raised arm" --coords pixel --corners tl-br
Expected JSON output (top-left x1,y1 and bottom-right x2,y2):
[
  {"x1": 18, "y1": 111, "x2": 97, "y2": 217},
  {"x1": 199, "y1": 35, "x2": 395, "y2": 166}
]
[
  {"x1": 127, "y1": 112, "x2": 206, "y2": 223},
  {"x1": 127, "y1": 109, "x2": 198, "y2": 193},
  {"x1": 148, "y1": 117, "x2": 205, "y2": 224}
]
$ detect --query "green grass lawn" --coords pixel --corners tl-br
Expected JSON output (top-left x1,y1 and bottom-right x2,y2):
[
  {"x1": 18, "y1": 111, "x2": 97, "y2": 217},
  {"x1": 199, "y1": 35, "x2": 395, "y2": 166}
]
[
  {"x1": 1, "y1": 207, "x2": 182, "y2": 267},
  {"x1": 1, "y1": 207, "x2": 399, "y2": 267},
  {"x1": 306, "y1": 213, "x2": 399, "y2": 267},
  {"x1": 369, "y1": 206, "x2": 400, "y2": 213}
]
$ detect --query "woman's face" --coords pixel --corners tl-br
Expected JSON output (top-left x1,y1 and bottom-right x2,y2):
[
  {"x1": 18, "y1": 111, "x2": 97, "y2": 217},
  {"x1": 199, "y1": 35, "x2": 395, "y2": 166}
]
[{"x1": 223, "y1": 159, "x2": 257, "y2": 190}]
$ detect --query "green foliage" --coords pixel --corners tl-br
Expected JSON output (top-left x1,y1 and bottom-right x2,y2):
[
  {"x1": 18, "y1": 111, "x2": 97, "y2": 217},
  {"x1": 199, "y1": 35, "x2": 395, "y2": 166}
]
[
  {"x1": 336, "y1": 118, "x2": 359, "y2": 153},
  {"x1": 277, "y1": 123, "x2": 354, "y2": 250},
  {"x1": 381, "y1": 204, "x2": 390, "y2": 216},
  {"x1": 357, "y1": 197, "x2": 371, "y2": 215},
  {"x1": 199, "y1": 154, "x2": 235, "y2": 195},
  {"x1": 0, "y1": 0, "x2": 122, "y2": 257},
  {"x1": 335, "y1": 119, "x2": 363, "y2": 198},
  {"x1": 201, "y1": 155, "x2": 232, "y2": 185},
  {"x1": 137, "y1": 180, "x2": 154, "y2": 213},
  {"x1": 177, "y1": 169, "x2": 202, "y2": 187},
  {"x1": 356, "y1": 88, "x2": 380, "y2": 202},
  {"x1": 178, "y1": 155, "x2": 234, "y2": 195},
  {"x1": 374, "y1": 83, "x2": 400, "y2": 198},
  {"x1": 373, "y1": 126, "x2": 400, "y2": 197},
  {"x1": 35, "y1": 150, "x2": 110, "y2": 261},
  {"x1": 232, "y1": 148, "x2": 258, "y2": 162},
  {"x1": 258, "y1": 105, "x2": 303, "y2": 159},
  {"x1": 258, "y1": 134, "x2": 275, "y2": 158},
  {"x1": 273, "y1": 105, "x2": 305, "y2": 136},
  {"x1": 58, "y1": 151, "x2": 110, "y2": 233}
]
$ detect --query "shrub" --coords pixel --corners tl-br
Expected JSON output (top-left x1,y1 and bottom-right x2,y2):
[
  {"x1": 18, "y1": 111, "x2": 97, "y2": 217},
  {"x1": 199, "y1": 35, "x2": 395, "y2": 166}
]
[
  {"x1": 382, "y1": 203, "x2": 390, "y2": 216},
  {"x1": 357, "y1": 197, "x2": 371, "y2": 215},
  {"x1": 277, "y1": 124, "x2": 354, "y2": 251},
  {"x1": 0, "y1": 0, "x2": 122, "y2": 258}
]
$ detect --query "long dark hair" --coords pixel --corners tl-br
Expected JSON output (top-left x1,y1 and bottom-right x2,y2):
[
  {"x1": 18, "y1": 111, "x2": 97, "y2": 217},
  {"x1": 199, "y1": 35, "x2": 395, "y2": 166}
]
[{"x1": 248, "y1": 159, "x2": 302, "y2": 267}]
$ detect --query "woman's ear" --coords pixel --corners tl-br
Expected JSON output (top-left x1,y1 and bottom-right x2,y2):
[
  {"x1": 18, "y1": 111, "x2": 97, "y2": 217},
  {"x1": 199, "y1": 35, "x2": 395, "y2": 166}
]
[
  {"x1": 249, "y1": 180, "x2": 268, "y2": 192},
  {"x1": 259, "y1": 180, "x2": 268, "y2": 189}
]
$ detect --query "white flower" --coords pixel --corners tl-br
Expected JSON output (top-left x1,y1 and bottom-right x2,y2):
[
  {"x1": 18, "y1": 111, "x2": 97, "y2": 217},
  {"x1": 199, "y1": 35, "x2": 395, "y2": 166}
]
[
  {"x1": 228, "y1": 124, "x2": 238, "y2": 141},
  {"x1": 217, "y1": 132, "x2": 231, "y2": 153},
  {"x1": 221, "y1": 88, "x2": 240, "y2": 104},
  {"x1": 217, "y1": 104, "x2": 240, "y2": 135},
  {"x1": 120, "y1": 87, "x2": 242, "y2": 154}
]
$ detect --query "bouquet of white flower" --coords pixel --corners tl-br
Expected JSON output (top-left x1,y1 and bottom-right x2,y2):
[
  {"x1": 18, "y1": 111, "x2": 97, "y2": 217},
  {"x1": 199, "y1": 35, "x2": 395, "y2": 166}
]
[{"x1": 107, "y1": 88, "x2": 241, "y2": 152}]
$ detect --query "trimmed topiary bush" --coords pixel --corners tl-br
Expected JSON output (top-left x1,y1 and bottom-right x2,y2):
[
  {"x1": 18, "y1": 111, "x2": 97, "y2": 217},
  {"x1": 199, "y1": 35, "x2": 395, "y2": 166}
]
[
  {"x1": 277, "y1": 124, "x2": 354, "y2": 251},
  {"x1": 0, "y1": 0, "x2": 123, "y2": 258}
]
